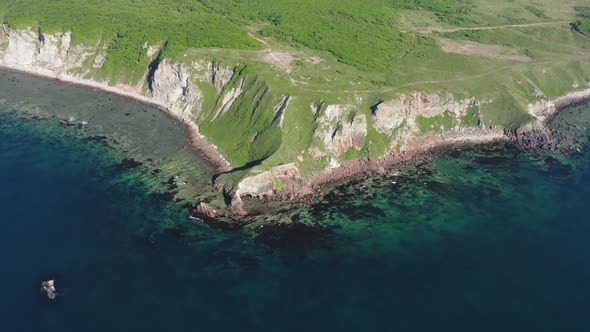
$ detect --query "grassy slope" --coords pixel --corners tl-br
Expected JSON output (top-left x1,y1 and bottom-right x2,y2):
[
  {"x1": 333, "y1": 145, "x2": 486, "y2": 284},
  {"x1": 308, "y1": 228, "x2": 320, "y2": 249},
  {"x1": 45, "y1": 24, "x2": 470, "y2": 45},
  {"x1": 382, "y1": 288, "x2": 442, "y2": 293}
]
[{"x1": 1, "y1": 0, "x2": 590, "y2": 181}]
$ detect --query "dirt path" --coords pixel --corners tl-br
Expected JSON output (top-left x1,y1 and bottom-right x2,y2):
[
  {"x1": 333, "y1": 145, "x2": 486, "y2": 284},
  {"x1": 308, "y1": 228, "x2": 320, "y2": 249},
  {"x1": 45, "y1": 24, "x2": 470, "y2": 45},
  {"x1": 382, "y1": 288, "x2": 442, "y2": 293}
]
[
  {"x1": 248, "y1": 32, "x2": 299, "y2": 85},
  {"x1": 248, "y1": 32, "x2": 270, "y2": 48},
  {"x1": 419, "y1": 21, "x2": 569, "y2": 34}
]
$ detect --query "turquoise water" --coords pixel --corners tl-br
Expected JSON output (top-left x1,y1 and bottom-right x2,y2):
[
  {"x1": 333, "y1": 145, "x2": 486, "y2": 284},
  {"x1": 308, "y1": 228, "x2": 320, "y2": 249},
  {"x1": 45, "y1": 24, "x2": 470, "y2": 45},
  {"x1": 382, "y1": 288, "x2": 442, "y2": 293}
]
[{"x1": 2, "y1": 72, "x2": 590, "y2": 331}]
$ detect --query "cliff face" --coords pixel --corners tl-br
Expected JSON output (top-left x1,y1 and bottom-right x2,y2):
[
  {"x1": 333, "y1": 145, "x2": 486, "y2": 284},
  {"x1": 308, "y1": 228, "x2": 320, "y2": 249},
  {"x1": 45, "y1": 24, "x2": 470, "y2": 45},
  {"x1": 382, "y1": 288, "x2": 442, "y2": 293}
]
[
  {"x1": 372, "y1": 92, "x2": 479, "y2": 135},
  {"x1": 0, "y1": 25, "x2": 225, "y2": 113},
  {"x1": 527, "y1": 87, "x2": 590, "y2": 123},
  {"x1": 150, "y1": 61, "x2": 203, "y2": 120},
  {"x1": 0, "y1": 27, "x2": 91, "y2": 76},
  {"x1": 314, "y1": 105, "x2": 368, "y2": 156}
]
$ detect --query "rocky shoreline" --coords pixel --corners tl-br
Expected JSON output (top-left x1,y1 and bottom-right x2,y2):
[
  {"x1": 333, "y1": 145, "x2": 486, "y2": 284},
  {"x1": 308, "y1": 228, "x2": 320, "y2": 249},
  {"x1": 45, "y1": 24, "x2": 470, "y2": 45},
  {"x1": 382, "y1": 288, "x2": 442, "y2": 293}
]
[
  {"x1": 188, "y1": 129, "x2": 560, "y2": 230},
  {"x1": 306, "y1": 128, "x2": 508, "y2": 192},
  {"x1": 211, "y1": 94, "x2": 590, "y2": 230},
  {"x1": 2, "y1": 64, "x2": 590, "y2": 231},
  {"x1": 269, "y1": 90, "x2": 590, "y2": 203}
]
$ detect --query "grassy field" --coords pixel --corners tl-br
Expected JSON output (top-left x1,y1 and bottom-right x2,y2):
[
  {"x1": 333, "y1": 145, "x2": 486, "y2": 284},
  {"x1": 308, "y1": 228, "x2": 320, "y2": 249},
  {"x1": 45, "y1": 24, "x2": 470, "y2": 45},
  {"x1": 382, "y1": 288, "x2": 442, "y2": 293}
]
[{"x1": 2, "y1": 0, "x2": 590, "y2": 183}]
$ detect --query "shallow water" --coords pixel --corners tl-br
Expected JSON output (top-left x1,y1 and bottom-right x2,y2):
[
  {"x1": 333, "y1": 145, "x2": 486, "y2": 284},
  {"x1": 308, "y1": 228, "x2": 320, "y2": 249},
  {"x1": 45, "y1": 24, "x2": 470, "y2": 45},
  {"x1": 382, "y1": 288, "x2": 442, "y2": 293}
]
[{"x1": 2, "y1": 71, "x2": 590, "y2": 331}]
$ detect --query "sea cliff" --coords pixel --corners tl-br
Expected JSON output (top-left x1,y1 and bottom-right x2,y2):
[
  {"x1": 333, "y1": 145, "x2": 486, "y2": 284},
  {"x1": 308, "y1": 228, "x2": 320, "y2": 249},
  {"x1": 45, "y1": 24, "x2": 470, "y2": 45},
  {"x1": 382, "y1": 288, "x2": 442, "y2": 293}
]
[{"x1": 2, "y1": 24, "x2": 590, "y2": 212}]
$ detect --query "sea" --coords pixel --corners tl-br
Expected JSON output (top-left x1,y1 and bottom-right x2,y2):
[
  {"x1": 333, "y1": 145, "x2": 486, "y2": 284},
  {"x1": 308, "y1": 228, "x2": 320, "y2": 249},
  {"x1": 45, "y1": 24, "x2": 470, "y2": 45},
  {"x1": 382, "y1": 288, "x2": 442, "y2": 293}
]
[{"x1": 1, "y1": 69, "x2": 590, "y2": 331}]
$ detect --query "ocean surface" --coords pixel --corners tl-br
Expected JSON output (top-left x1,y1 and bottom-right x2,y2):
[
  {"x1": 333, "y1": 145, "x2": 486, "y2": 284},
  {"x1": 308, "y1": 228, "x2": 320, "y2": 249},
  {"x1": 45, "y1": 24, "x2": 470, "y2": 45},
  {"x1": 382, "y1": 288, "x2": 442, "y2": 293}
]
[{"x1": 1, "y1": 70, "x2": 590, "y2": 331}]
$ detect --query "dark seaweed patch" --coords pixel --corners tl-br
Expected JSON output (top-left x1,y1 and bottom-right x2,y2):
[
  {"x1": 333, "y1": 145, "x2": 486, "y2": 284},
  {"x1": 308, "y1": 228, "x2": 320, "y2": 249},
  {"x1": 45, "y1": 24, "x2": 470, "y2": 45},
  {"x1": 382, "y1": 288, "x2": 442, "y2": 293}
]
[
  {"x1": 338, "y1": 203, "x2": 386, "y2": 220},
  {"x1": 255, "y1": 222, "x2": 331, "y2": 249},
  {"x1": 541, "y1": 156, "x2": 573, "y2": 177},
  {"x1": 474, "y1": 155, "x2": 510, "y2": 165},
  {"x1": 117, "y1": 158, "x2": 143, "y2": 170},
  {"x1": 82, "y1": 135, "x2": 108, "y2": 143}
]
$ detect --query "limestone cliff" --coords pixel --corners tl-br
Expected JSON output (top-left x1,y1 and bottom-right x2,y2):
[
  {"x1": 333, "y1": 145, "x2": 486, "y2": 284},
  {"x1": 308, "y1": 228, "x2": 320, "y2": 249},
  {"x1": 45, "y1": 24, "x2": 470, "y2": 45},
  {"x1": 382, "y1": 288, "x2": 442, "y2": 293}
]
[
  {"x1": 372, "y1": 92, "x2": 479, "y2": 135},
  {"x1": 314, "y1": 105, "x2": 368, "y2": 156},
  {"x1": 0, "y1": 26, "x2": 93, "y2": 77},
  {"x1": 150, "y1": 60, "x2": 203, "y2": 120}
]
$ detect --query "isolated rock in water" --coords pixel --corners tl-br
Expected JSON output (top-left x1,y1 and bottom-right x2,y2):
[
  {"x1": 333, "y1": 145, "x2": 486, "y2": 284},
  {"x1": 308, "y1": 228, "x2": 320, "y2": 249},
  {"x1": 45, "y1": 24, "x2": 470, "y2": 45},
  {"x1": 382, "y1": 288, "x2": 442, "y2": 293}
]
[{"x1": 41, "y1": 280, "x2": 57, "y2": 300}]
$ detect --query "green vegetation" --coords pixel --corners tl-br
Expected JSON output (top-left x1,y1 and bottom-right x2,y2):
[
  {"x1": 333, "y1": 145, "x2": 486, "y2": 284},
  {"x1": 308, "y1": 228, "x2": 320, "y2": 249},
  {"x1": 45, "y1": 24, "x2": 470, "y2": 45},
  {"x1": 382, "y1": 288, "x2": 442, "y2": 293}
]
[
  {"x1": 0, "y1": 0, "x2": 474, "y2": 75},
  {"x1": 198, "y1": 65, "x2": 283, "y2": 168},
  {"x1": 461, "y1": 106, "x2": 481, "y2": 128},
  {"x1": 198, "y1": 0, "x2": 440, "y2": 70},
  {"x1": 524, "y1": 5, "x2": 548, "y2": 19},
  {"x1": 416, "y1": 111, "x2": 457, "y2": 133},
  {"x1": 392, "y1": 0, "x2": 474, "y2": 25},
  {"x1": 572, "y1": 6, "x2": 590, "y2": 37},
  {"x1": 273, "y1": 178, "x2": 286, "y2": 190}
]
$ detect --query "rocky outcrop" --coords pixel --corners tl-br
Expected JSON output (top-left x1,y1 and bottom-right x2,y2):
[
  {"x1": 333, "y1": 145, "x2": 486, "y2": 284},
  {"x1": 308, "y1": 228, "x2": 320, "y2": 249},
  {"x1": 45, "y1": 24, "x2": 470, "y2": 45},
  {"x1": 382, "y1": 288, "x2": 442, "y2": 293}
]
[
  {"x1": 527, "y1": 88, "x2": 590, "y2": 123},
  {"x1": 195, "y1": 202, "x2": 218, "y2": 218},
  {"x1": 0, "y1": 26, "x2": 94, "y2": 77},
  {"x1": 2, "y1": 28, "x2": 38, "y2": 67},
  {"x1": 237, "y1": 164, "x2": 307, "y2": 198},
  {"x1": 314, "y1": 105, "x2": 367, "y2": 156},
  {"x1": 150, "y1": 60, "x2": 203, "y2": 120},
  {"x1": 274, "y1": 95, "x2": 290, "y2": 128},
  {"x1": 372, "y1": 92, "x2": 478, "y2": 135},
  {"x1": 527, "y1": 99, "x2": 556, "y2": 122},
  {"x1": 0, "y1": 26, "x2": 236, "y2": 126},
  {"x1": 215, "y1": 78, "x2": 245, "y2": 118},
  {"x1": 192, "y1": 61, "x2": 234, "y2": 91}
]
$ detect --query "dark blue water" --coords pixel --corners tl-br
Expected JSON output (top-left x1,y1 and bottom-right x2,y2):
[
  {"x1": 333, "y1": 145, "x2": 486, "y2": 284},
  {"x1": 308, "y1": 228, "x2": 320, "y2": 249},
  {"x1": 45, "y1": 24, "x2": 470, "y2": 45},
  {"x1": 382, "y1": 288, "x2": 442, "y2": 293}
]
[{"x1": 2, "y1": 75, "x2": 590, "y2": 331}]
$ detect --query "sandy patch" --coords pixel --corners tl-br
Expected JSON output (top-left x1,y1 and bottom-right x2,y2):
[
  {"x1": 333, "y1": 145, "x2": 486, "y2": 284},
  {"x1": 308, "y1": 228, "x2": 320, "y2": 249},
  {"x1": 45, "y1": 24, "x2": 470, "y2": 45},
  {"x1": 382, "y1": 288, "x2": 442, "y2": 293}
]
[
  {"x1": 306, "y1": 56, "x2": 325, "y2": 64},
  {"x1": 439, "y1": 38, "x2": 530, "y2": 62},
  {"x1": 261, "y1": 51, "x2": 294, "y2": 73}
]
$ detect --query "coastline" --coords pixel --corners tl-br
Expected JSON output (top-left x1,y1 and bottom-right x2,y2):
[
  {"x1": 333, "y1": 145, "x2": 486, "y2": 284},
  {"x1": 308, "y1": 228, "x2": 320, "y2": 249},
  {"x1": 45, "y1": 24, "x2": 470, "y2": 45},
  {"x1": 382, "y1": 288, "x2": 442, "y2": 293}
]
[
  {"x1": 0, "y1": 64, "x2": 232, "y2": 174},
  {"x1": 280, "y1": 88, "x2": 590, "y2": 201},
  {"x1": 305, "y1": 128, "x2": 509, "y2": 191},
  {"x1": 552, "y1": 90, "x2": 590, "y2": 118},
  {"x1": 3, "y1": 63, "x2": 590, "y2": 219}
]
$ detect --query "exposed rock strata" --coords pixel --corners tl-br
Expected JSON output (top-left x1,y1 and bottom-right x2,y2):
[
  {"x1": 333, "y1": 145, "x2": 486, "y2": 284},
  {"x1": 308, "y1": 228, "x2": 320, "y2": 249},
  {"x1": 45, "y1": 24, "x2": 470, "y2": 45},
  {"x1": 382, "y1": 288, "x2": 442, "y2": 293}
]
[
  {"x1": 372, "y1": 92, "x2": 478, "y2": 135},
  {"x1": 192, "y1": 61, "x2": 234, "y2": 91},
  {"x1": 150, "y1": 60, "x2": 203, "y2": 120},
  {"x1": 527, "y1": 88, "x2": 590, "y2": 122},
  {"x1": 237, "y1": 164, "x2": 308, "y2": 199},
  {"x1": 1, "y1": 27, "x2": 90, "y2": 76},
  {"x1": 314, "y1": 105, "x2": 367, "y2": 156}
]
